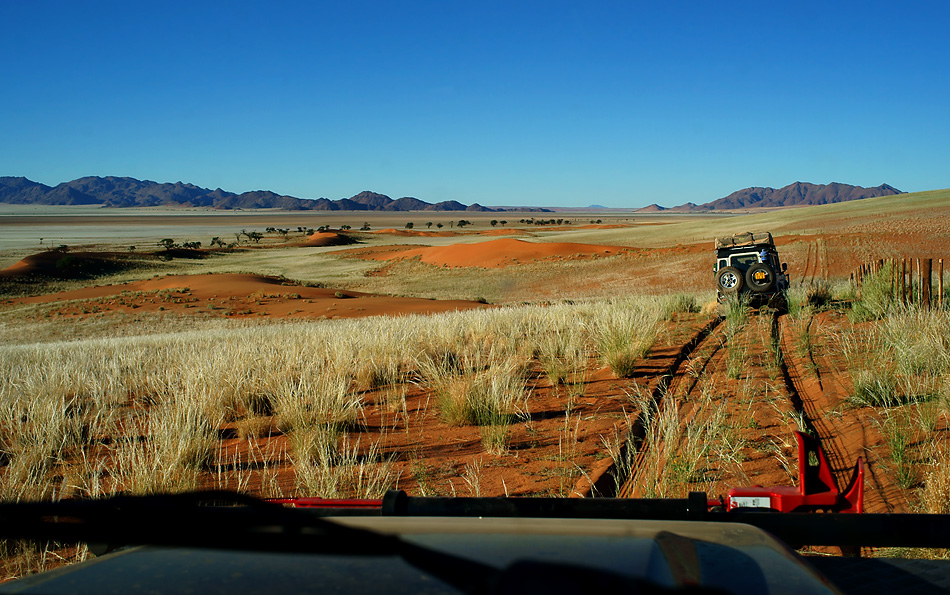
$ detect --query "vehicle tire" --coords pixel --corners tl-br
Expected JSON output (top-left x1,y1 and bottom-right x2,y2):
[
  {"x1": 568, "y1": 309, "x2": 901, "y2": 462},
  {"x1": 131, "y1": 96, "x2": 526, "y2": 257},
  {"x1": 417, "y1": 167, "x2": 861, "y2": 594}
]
[
  {"x1": 745, "y1": 263, "x2": 775, "y2": 293},
  {"x1": 716, "y1": 266, "x2": 743, "y2": 294}
]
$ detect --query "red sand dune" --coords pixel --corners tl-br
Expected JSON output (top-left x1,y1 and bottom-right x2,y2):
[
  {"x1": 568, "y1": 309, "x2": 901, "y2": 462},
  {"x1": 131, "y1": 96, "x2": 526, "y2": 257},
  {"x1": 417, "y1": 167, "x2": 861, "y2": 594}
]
[
  {"x1": 303, "y1": 232, "x2": 354, "y2": 247},
  {"x1": 477, "y1": 229, "x2": 523, "y2": 236},
  {"x1": 354, "y1": 238, "x2": 629, "y2": 268},
  {"x1": 369, "y1": 228, "x2": 457, "y2": 237},
  {"x1": 1, "y1": 252, "x2": 91, "y2": 277},
  {"x1": 13, "y1": 273, "x2": 489, "y2": 320}
]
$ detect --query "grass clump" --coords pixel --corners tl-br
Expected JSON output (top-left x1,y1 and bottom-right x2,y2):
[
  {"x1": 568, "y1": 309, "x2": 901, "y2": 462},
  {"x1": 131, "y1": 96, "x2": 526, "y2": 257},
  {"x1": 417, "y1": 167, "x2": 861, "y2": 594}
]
[
  {"x1": 594, "y1": 302, "x2": 660, "y2": 378},
  {"x1": 804, "y1": 281, "x2": 833, "y2": 309},
  {"x1": 848, "y1": 264, "x2": 903, "y2": 322},
  {"x1": 661, "y1": 293, "x2": 700, "y2": 320}
]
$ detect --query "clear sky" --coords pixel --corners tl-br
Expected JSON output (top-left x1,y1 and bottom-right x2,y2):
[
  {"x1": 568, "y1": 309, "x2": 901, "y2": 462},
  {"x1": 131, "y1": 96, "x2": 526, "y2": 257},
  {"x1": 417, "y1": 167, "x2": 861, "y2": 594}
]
[{"x1": 2, "y1": 1, "x2": 948, "y2": 208}]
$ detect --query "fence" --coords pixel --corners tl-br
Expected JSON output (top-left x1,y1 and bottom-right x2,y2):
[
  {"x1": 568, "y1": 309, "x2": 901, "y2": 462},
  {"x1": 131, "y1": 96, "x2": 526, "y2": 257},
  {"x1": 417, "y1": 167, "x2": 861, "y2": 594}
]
[{"x1": 851, "y1": 257, "x2": 945, "y2": 310}]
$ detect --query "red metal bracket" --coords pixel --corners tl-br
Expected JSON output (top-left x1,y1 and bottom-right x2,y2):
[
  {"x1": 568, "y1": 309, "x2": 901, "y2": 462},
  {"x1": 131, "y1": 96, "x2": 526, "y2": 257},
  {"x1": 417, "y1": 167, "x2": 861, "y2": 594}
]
[{"x1": 722, "y1": 431, "x2": 863, "y2": 513}]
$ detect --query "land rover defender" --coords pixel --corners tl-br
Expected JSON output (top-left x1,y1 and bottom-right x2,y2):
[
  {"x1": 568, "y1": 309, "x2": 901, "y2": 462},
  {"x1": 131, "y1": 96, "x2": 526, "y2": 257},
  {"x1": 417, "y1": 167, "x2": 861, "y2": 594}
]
[{"x1": 714, "y1": 231, "x2": 789, "y2": 308}]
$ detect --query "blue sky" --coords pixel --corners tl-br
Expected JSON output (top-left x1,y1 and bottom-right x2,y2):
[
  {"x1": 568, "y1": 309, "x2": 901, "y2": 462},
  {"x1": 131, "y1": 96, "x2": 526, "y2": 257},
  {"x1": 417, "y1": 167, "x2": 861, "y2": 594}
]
[{"x1": 2, "y1": 1, "x2": 948, "y2": 208}]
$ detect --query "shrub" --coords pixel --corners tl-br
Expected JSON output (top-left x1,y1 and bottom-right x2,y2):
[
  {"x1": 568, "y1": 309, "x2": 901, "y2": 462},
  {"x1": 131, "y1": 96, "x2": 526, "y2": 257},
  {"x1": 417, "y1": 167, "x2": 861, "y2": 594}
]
[
  {"x1": 662, "y1": 294, "x2": 700, "y2": 320},
  {"x1": 594, "y1": 303, "x2": 660, "y2": 378},
  {"x1": 849, "y1": 264, "x2": 902, "y2": 322},
  {"x1": 804, "y1": 282, "x2": 833, "y2": 309}
]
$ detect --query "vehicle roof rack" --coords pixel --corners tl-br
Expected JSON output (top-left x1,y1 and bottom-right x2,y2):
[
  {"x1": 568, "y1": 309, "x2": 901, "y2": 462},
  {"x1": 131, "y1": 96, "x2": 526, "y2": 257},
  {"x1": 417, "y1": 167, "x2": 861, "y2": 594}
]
[{"x1": 715, "y1": 231, "x2": 774, "y2": 250}]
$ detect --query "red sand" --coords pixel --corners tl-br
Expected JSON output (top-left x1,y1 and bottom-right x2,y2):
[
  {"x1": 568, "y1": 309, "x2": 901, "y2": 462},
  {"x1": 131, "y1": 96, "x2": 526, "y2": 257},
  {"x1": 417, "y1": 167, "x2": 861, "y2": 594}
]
[
  {"x1": 13, "y1": 273, "x2": 489, "y2": 320},
  {"x1": 351, "y1": 238, "x2": 631, "y2": 268},
  {"x1": 369, "y1": 228, "x2": 457, "y2": 237},
  {"x1": 302, "y1": 232, "x2": 353, "y2": 247}
]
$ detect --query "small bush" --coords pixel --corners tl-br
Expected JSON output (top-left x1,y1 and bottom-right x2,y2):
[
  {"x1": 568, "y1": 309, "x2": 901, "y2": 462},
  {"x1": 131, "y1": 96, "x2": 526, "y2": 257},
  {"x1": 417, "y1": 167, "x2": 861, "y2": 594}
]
[
  {"x1": 662, "y1": 294, "x2": 700, "y2": 320},
  {"x1": 850, "y1": 369, "x2": 900, "y2": 408},
  {"x1": 849, "y1": 265, "x2": 902, "y2": 322},
  {"x1": 804, "y1": 282, "x2": 833, "y2": 308}
]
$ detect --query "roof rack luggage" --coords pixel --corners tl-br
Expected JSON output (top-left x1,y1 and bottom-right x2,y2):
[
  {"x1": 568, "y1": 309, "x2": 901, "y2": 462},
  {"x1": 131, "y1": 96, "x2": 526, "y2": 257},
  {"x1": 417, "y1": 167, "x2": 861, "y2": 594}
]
[{"x1": 715, "y1": 231, "x2": 774, "y2": 250}]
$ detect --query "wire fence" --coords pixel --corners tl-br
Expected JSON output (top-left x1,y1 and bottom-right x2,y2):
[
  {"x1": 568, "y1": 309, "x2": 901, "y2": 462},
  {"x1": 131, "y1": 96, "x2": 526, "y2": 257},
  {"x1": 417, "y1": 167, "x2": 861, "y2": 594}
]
[{"x1": 851, "y1": 257, "x2": 945, "y2": 310}]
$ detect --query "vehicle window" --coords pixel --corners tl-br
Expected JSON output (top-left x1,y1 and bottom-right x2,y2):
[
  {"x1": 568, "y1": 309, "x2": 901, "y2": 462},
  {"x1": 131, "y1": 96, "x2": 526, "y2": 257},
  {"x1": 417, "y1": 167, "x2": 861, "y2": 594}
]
[{"x1": 730, "y1": 254, "x2": 759, "y2": 268}]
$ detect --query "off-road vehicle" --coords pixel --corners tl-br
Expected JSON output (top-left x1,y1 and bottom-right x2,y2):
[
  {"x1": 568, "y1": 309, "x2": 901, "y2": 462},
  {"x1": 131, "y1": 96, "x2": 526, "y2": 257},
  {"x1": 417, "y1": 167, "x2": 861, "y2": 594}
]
[{"x1": 714, "y1": 231, "x2": 789, "y2": 308}]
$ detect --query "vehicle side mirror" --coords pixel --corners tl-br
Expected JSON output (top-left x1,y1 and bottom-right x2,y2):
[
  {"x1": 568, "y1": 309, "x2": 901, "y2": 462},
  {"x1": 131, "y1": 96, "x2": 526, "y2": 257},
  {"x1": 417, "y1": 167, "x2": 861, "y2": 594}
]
[{"x1": 782, "y1": 263, "x2": 788, "y2": 272}]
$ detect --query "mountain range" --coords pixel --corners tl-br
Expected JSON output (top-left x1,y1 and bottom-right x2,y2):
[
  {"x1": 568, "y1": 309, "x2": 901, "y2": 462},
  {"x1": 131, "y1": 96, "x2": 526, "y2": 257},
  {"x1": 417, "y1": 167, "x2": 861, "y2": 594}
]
[
  {"x1": 0, "y1": 176, "x2": 902, "y2": 212},
  {"x1": 636, "y1": 182, "x2": 902, "y2": 212},
  {"x1": 0, "y1": 176, "x2": 514, "y2": 212}
]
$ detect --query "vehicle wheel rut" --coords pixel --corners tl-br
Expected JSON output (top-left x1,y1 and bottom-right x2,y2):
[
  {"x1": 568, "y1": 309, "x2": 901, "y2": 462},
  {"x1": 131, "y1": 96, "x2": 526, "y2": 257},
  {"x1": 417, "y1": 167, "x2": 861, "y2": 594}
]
[
  {"x1": 777, "y1": 311, "x2": 897, "y2": 513},
  {"x1": 611, "y1": 316, "x2": 723, "y2": 498}
]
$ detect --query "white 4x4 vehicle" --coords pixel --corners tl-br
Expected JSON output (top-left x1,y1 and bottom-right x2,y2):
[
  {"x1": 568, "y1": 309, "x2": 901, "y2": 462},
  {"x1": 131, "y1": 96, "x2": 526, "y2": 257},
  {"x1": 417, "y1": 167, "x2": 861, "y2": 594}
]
[{"x1": 714, "y1": 231, "x2": 789, "y2": 309}]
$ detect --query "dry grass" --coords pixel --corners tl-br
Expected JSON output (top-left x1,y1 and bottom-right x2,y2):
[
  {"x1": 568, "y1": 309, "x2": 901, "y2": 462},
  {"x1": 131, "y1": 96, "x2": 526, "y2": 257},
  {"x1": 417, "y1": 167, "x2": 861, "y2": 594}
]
[{"x1": 0, "y1": 295, "x2": 678, "y2": 506}]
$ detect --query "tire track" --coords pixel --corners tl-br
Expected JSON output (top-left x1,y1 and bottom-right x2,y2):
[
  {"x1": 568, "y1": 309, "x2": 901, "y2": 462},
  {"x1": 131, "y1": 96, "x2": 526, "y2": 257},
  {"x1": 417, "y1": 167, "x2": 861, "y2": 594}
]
[
  {"x1": 776, "y1": 311, "x2": 897, "y2": 513},
  {"x1": 776, "y1": 313, "x2": 849, "y2": 480},
  {"x1": 614, "y1": 316, "x2": 724, "y2": 498},
  {"x1": 800, "y1": 242, "x2": 814, "y2": 286}
]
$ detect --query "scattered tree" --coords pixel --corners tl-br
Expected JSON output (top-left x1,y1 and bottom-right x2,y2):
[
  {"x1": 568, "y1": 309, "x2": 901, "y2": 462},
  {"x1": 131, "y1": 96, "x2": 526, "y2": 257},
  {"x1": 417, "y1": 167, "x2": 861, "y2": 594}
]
[
  {"x1": 426, "y1": 222, "x2": 433, "y2": 229},
  {"x1": 159, "y1": 238, "x2": 176, "y2": 251},
  {"x1": 360, "y1": 222, "x2": 371, "y2": 231},
  {"x1": 490, "y1": 220, "x2": 498, "y2": 227},
  {"x1": 405, "y1": 222, "x2": 414, "y2": 229}
]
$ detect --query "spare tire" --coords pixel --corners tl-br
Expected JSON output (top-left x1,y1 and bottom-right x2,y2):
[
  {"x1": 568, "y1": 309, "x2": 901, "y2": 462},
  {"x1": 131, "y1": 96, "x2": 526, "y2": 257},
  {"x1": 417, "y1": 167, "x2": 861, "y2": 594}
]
[
  {"x1": 746, "y1": 263, "x2": 776, "y2": 293},
  {"x1": 716, "y1": 266, "x2": 743, "y2": 294}
]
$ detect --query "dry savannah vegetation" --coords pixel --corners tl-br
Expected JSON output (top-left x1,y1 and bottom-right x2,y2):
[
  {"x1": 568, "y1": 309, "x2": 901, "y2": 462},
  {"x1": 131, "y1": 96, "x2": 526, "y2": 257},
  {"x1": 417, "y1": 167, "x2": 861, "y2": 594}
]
[{"x1": 2, "y1": 188, "x2": 950, "y2": 579}]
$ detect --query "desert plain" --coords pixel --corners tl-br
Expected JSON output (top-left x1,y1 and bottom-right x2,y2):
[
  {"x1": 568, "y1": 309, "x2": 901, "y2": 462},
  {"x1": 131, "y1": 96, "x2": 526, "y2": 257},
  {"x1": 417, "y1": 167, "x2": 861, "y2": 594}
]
[{"x1": 2, "y1": 189, "x2": 950, "y2": 576}]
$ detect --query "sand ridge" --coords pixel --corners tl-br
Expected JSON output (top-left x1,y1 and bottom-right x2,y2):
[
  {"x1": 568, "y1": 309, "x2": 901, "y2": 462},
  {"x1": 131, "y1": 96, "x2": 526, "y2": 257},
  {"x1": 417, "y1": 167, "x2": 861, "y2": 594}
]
[
  {"x1": 348, "y1": 237, "x2": 631, "y2": 268},
  {"x1": 13, "y1": 273, "x2": 490, "y2": 320}
]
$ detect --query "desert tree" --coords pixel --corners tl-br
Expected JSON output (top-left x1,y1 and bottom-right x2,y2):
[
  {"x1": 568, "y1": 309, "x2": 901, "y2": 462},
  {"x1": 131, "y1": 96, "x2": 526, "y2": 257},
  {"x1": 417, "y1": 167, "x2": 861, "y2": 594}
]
[
  {"x1": 426, "y1": 222, "x2": 433, "y2": 229},
  {"x1": 405, "y1": 222, "x2": 414, "y2": 229}
]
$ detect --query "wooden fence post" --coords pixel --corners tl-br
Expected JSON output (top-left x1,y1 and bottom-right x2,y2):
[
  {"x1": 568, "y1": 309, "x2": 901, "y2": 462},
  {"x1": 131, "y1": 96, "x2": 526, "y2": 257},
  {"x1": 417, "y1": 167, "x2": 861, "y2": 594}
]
[
  {"x1": 940, "y1": 258, "x2": 945, "y2": 310},
  {"x1": 901, "y1": 258, "x2": 907, "y2": 305},
  {"x1": 922, "y1": 259, "x2": 933, "y2": 310},
  {"x1": 915, "y1": 258, "x2": 921, "y2": 305}
]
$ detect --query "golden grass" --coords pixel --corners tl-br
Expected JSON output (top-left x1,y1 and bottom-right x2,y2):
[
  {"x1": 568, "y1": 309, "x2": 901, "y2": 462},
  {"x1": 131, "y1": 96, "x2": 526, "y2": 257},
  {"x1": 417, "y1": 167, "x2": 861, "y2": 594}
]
[{"x1": 0, "y1": 295, "x2": 681, "y2": 506}]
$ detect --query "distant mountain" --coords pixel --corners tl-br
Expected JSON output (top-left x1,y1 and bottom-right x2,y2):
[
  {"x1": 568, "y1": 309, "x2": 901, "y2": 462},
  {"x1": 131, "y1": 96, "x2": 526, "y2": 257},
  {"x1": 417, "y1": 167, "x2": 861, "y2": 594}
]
[
  {"x1": 0, "y1": 176, "x2": 500, "y2": 212},
  {"x1": 698, "y1": 182, "x2": 902, "y2": 210}
]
